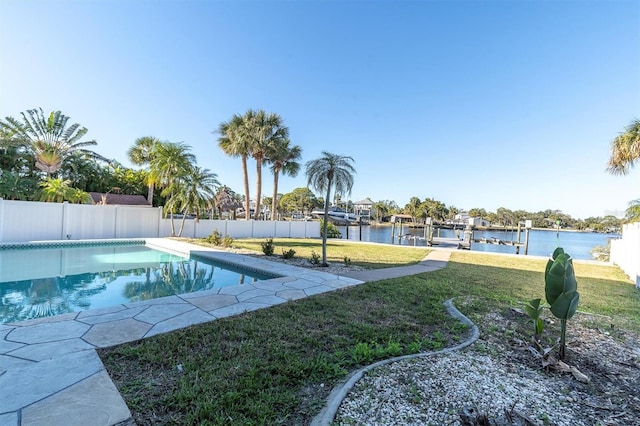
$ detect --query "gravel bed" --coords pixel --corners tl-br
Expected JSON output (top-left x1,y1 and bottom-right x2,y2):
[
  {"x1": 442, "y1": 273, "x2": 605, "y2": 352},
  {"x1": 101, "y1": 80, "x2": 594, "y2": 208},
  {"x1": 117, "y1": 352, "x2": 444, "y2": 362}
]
[{"x1": 334, "y1": 350, "x2": 585, "y2": 426}]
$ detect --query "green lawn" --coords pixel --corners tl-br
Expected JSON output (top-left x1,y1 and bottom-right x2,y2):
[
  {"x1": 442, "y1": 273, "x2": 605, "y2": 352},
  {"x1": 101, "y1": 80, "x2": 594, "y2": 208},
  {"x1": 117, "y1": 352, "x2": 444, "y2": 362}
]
[
  {"x1": 99, "y1": 242, "x2": 639, "y2": 425},
  {"x1": 184, "y1": 237, "x2": 431, "y2": 269}
]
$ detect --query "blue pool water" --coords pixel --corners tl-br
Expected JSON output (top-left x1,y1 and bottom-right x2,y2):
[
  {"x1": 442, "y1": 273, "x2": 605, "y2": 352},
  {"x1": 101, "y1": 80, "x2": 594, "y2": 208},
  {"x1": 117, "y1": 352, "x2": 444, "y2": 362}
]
[{"x1": 0, "y1": 243, "x2": 277, "y2": 324}]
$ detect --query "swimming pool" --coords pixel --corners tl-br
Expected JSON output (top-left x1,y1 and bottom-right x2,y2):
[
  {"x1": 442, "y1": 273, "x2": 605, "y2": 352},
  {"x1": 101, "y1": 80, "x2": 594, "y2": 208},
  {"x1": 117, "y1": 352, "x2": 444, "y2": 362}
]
[{"x1": 0, "y1": 241, "x2": 278, "y2": 324}]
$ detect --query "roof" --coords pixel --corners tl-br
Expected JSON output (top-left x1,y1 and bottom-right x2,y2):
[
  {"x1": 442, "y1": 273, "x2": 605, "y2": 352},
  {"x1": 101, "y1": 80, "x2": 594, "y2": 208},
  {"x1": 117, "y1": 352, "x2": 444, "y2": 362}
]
[
  {"x1": 354, "y1": 197, "x2": 374, "y2": 205},
  {"x1": 88, "y1": 192, "x2": 151, "y2": 206},
  {"x1": 390, "y1": 214, "x2": 413, "y2": 222}
]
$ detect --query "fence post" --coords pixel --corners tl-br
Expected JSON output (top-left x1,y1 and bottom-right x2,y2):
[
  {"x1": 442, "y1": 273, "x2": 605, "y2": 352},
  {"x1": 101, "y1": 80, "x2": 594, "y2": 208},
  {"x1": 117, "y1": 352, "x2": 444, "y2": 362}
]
[
  {"x1": 114, "y1": 205, "x2": 118, "y2": 238},
  {"x1": 156, "y1": 207, "x2": 162, "y2": 237},
  {"x1": 61, "y1": 202, "x2": 69, "y2": 240}
]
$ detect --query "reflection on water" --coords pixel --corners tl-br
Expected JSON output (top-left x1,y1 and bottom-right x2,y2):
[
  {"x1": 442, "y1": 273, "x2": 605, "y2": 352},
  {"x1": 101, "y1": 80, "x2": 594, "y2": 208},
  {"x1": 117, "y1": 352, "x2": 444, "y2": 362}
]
[{"x1": 0, "y1": 245, "x2": 269, "y2": 324}]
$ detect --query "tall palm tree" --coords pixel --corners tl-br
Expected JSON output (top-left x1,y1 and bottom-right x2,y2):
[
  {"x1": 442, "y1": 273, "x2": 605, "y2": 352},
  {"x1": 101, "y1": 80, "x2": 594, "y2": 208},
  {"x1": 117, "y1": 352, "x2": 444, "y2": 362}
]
[
  {"x1": 0, "y1": 108, "x2": 107, "y2": 176},
  {"x1": 607, "y1": 119, "x2": 640, "y2": 175},
  {"x1": 217, "y1": 114, "x2": 252, "y2": 220},
  {"x1": 246, "y1": 110, "x2": 289, "y2": 220},
  {"x1": 267, "y1": 138, "x2": 301, "y2": 220},
  {"x1": 128, "y1": 136, "x2": 160, "y2": 204},
  {"x1": 305, "y1": 151, "x2": 356, "y2": 266}
]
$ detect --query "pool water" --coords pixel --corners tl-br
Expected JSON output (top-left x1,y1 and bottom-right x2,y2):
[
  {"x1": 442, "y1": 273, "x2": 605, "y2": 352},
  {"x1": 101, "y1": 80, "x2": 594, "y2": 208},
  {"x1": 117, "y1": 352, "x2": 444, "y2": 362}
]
[{"x1": 0, "y1": 243, "x2": 276, "y2": 324}]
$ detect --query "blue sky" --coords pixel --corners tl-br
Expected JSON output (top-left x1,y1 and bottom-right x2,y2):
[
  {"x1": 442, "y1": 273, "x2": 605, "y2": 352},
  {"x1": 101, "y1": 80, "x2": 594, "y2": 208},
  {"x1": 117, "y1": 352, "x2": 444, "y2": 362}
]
[{"x1": 1, "y1": 0, "x2": 639, "y2": 219}]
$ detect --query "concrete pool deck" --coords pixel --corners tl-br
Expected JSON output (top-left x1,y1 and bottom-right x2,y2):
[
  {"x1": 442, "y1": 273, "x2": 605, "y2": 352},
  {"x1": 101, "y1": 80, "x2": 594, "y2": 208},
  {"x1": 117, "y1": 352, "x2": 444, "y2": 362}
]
[{"x1": 0, "y1": 239, "x2": 450, "y2": 426}]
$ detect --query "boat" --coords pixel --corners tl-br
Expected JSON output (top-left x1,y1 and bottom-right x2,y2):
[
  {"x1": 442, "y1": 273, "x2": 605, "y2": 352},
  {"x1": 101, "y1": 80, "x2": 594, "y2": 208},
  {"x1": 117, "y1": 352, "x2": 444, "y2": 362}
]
[{"x1": 310, "y1": 206, "x2": 359, "y2": 225}]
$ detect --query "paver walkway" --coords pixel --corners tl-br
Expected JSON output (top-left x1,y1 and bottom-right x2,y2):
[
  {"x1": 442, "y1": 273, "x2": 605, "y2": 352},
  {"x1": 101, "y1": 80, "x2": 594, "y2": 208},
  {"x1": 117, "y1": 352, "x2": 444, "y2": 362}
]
[{"x1": 0, "y1": 239, "x2": 451, "y2": 426}]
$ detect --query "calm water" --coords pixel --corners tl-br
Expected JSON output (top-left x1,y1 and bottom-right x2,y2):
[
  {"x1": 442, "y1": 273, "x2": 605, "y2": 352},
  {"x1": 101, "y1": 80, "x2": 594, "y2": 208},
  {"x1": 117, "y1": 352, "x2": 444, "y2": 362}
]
[
  {"x1": 0, "y1": 244, "x2": 275, "y2": 324},
  {"x1": 336, "y1": 225, "x2": 619, "y2": 260}
]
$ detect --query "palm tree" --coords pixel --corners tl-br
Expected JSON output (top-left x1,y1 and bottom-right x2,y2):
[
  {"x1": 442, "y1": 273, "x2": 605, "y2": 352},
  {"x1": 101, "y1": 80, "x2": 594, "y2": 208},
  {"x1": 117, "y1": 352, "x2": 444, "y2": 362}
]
[
  {"x1": 148, "y1": 141, "x2": 196, "y2": 235},
  {"x1": 218, "y1": 114, "x2": 252, "y2": 220},
  {"x1": 305, "y1": 151, "x2": 356, "y2": 266},
  {"x1": 245, "y1": 110, "x2": 289, "y2": 220},
  {"x1": 607, "y1": 119, "x2": 640, "y2": 175},
  {"x1": 404, "y1": 197, "x2": 422, "y2": 224},
  {"x1": 0, "y1": 108, "x2": 107, "y2": 176},
  {"x1": 165, "y1": 165, "x2": 219, "y2": 236},
  {"x1": 625, "y1": 199, "x2": 640, "y2": 223},
  {"x1": 39, "y1": 177, "x2": 72, "y2": 202},
  {"x1": 372, "y1": 201, "x2": 389, "y2": 223},
  {"x1": 128, "y1": 136, "x2": 160, "y2": 204},
  {"x1": 215, "y1": 186, "x2": 242, "y2": 219},
  {"x1": 267, "y1": 138, "x2": 301, "y2": 220}
]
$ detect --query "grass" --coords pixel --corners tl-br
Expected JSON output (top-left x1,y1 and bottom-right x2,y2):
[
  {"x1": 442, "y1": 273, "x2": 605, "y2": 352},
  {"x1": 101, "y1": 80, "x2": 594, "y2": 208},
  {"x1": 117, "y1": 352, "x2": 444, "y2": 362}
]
[
  {"x1": 98, "y1": 242, "x2": 640, "y2": 425},
  {"x1": 184, "y1": 237, "x2": 431, "y2": 269}
]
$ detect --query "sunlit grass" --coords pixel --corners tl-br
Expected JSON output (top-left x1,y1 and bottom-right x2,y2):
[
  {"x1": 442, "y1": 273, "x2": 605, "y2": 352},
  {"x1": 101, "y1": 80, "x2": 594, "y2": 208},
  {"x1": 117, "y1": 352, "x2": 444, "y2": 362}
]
[
  {"x1": 185, "y1": 237, "x2": 431, "y2": 269},
  {"x1": 100, "y1": 243, "x2": 639, "y2": 425}
]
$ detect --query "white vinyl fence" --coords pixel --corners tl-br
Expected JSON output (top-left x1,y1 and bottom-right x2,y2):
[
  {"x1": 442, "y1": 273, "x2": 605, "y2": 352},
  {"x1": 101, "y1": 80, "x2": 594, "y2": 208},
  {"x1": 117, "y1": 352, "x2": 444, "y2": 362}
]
[
  {"x1": 0, "y1": 199, "x2": 320, "y2": 243},
  {"x1": 610, "y1": 222, "x2": 640, "y2": 288}
]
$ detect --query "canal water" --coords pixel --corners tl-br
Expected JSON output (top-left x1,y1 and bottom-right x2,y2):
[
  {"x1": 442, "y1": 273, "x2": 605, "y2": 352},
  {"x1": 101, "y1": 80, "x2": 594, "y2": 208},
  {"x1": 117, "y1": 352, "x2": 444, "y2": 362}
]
[{"x1": 335, "y1": 225, "x2": 619, "y2": 260}]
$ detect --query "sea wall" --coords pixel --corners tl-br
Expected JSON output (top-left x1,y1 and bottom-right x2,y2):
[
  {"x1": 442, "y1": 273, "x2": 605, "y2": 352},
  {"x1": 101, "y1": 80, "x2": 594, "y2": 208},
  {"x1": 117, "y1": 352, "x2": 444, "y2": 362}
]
[
  {"x1": 0, "y1": 199, "x2": 320, "y2": 243},
  {"x1": 610, "y1": 222, "x2": 640, "y2": 288}
]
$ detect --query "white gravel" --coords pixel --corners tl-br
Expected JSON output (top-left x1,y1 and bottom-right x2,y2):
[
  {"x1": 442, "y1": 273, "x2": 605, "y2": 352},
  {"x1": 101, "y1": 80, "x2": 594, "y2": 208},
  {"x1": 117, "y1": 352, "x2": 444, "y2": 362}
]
[{"x1": 334, "y1": 350, "x2": 586, "y2": 426}]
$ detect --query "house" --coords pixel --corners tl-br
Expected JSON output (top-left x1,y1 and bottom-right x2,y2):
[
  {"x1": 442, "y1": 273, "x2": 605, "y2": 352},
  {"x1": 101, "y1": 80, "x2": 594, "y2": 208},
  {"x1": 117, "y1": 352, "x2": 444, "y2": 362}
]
[
  {"x1": 353, "y1": 197, "x2": 374, "y2": 222},
  {"x1": 453, "y1": 212, "x2": 490, "y2": 228},
  {"x1": 88, "y1": 192, "x2": 151, "y2": 206}
]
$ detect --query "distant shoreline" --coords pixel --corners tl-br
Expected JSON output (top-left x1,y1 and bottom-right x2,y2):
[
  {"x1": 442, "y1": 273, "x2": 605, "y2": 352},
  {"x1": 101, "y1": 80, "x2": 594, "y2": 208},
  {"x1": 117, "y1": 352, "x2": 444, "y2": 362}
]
[{"x1": 365, "y1": 222, "x2": 617, "y2": 234}]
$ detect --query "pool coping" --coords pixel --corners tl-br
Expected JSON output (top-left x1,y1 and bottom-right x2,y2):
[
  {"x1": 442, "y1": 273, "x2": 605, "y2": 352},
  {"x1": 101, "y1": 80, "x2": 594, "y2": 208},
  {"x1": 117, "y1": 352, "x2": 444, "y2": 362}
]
[{"x1": 0, "y1": 238, "x2": 364, "y2": 426}]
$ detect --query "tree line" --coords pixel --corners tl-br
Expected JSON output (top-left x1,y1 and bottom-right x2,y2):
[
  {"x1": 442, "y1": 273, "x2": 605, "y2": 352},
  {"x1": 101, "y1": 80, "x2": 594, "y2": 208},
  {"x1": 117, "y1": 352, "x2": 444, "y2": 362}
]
[{"x1": 1, "y1": 109, "x2": 638, "y2": 234}]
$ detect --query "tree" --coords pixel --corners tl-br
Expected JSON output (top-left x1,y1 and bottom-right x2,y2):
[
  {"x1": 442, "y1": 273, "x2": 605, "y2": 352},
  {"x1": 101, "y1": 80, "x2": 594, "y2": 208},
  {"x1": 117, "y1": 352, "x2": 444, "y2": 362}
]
[
  {"x1": 421, "y1": 197, "x2": 447, "y2": 222},
  {"x1": 468, "y1": 208, "x2": 487, "y2": 219},
  {"x1": 148, "y1": 141, "x2": 196, "y2": 236},
  {"x1": 0, "y1": 108, "x2": 107, "y2": 176},
  {"x1": 371, "y1": 200, "x2": 398, "y2": 222},
  {"x1": 214, "y1": 186, "x2": 242, "y2": 219},
  {"x1": 496, "y1": 207, "x2": 516, "y2": 227},
  {"x1": 109, "y1": 163, "x2": 149, "y2": 196},
  {"x1": 267, "y1": 138, "x2": 301, "y2": 220},
  {"x1": 58, "y1": 152, "x2": 108, "y2": 193},
  {"x1": 305, "y1": 152, "x2": 356, "y2": 266},
  {"x1": 164, "y1": 165, "x2": 219, "y2": 236},
  {"x1": 39, "y1": 177, "x2": 90, "y2": 203},
  {"x1": 607, "y1": 119, "x2": 640, "y2": 175},
  {"x1": 625, "y1": 199, "x2": 640, "y2": 223},
  {"x1": 245, "y1": 110, "x2": 289, "y2": 220},
  {"x1": 0, "y1": 171, "x2": 37, "y2": 200},
  {"x1": 218, "y1": 114, "x2": 252, "y2": 220},
  {"x1": 278, "y1": 187, "x2": 322, "y2": 215},
  {"x1": 403, "y1": 197, "x2": 422, "y2": 224},
  {"x1": 128, "y1": 136, "x2": 160, "y2": 204},
  {"x1": 447, "y1": 205, "x2": 460, "y2": 221}
]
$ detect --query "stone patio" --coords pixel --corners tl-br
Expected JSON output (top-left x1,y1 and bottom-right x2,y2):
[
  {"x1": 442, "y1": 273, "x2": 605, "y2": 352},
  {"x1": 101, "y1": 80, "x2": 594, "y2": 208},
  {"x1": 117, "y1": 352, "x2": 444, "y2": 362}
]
[{"x1": 0, "y1": 239, "x2": 364, "y2": 426}]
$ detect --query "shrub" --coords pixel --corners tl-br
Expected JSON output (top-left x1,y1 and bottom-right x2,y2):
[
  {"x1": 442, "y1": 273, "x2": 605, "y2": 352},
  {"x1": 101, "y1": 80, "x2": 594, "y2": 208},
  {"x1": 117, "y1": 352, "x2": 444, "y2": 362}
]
[
  {"x1": 310, "y1": 251, "x2": 321, "y2": 265},
  {"x1": 282, "y1": 249, "x2": 296, "y2": 259},
  {"x1": 544, "y1": 247, "x2": 580, "y2": 359},
  {"x1": 205, "y1": 230, "x2": 222, "y2": 246},
  {"x1": 222, "y1": 235, "x2": 234, "y2": 248},
  {"x1": 320, "y1": 219, "x2": 342, "y2": 238},
  {"x1": 261, "y1": 238, "x2": 275, "y2": 256}
]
